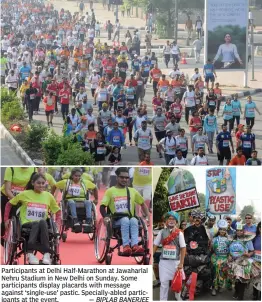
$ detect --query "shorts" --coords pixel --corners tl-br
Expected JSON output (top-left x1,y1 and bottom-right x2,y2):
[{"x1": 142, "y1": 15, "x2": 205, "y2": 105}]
[
  {"x1": 45, "y1": 110, "x2": 54, "y2": 116},
  {"x1": 155, "y1": 131, "x2": 166, "y2": 142},
  {"x1": 205, "y1": 75, "x2": 215, "y2": 83},
  {"x1": 217, "y1": 147, "x2": 231, "y2": 161},
  {"x1": 133, "y1": 184, "x2": 151, "y2": 201}
]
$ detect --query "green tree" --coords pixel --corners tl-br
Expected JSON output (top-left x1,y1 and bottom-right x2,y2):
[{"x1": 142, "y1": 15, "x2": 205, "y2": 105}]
[
  {"x1": 153, "y1": 167, "x2": 173, "y2": 223},
  {"x1": 240, "y1": 205, "x2": 255, "y2": 222}
]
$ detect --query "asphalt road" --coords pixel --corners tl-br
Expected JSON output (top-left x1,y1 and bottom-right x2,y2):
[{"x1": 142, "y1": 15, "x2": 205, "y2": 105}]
[{"x1": 1, "y1": 134, "x2": 25, "y2": 166}]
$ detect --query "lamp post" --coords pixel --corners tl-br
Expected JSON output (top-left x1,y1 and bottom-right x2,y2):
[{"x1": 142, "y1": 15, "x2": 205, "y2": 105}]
[
  {"x1": 249, "y1": 11, "x2": 256, "y2": 81},
  {"x1": 174, "y1": 0, "x2": 178, "y2": 42}
]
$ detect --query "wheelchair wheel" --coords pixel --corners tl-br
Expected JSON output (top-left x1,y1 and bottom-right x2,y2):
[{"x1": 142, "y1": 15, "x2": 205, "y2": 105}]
[
  {"x1": 88, "y1": 202, "x2": 97, "y2": 241},
  {"x1": 134, "y1": 217, "x2": 149, "y2": 265},
  {"x1": 60, "y1": 200, "x2": 67, "y2": 242},
  {"x1": 94, "y1": 218, "x2": 110, "y2": 263},
  {"x1": 105, "y1": 254, "x2": 112, "y2": 265},
  {"x1": 4, "y1": 217, "x2": 17, "y2": 265}
]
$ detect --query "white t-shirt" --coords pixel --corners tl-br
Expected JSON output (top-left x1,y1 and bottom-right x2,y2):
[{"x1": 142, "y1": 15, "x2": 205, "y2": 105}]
[
  {"x1": 191, "y1": 73, "x2": 201, "y2": 82},
  {"x1": 169, "y1": 70, "x2": 181, "y2": 79},
  {"x1": 154, "y1": 229, "x2": 186, "y2": 248},
  {"x1": 191, "y1": 155, "x2": 209, "y2": 165},
  {"x1": 183, "y1": 90, "x2": 195, "y2": 107},
  {"x1": 169, "y1": 157, "x2": 189, "y2": 165},
  {"x1": 159, "y1": 137, "x2": 177, "y2": 155},
  {"x1": 171, "y1": 45, "x2": 180, "y2": 55},
  {"x1": 89, "y1": 75, "x2": 101, "y2": 89},
  {"x1": 134, "y1": 128, "x2": 152, "y2": 150}
]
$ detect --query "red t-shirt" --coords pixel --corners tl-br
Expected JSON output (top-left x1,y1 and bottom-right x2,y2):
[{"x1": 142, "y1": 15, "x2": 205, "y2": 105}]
[
  {"x1": 59, "y1": 89, "x2": 71, "y2": 104},
  {"x1": 125, "y1": 79, "x2": 138, "y2": 87}
]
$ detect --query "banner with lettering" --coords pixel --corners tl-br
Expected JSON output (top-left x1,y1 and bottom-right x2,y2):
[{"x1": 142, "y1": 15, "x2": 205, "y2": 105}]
[
  {"x1": 206, "y1": 167, "x2": 236, "y2": 215},
  {"x1": 168, "y1": 187, "x2": 200, "y2": 212}
]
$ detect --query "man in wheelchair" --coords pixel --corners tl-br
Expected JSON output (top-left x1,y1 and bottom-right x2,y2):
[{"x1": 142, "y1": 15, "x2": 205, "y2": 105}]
[
  {"x1": 4, "y1": 173, "x2": 60, "y2": 265},
  {"x1": 100, "y1": 167, "x2": 150, "y2": 255},
  {"x1": 53, "y1": 168, "x2": 98, "y2": 233}
]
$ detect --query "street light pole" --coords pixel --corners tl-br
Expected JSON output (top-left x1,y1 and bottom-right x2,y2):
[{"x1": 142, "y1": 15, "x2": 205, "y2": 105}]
[
  {"x1": 174, "y1": 0, "x2": 178, "y2": 42},
  {"x1": 249, "y1": 11, "x2": 256, "y2": 81}
]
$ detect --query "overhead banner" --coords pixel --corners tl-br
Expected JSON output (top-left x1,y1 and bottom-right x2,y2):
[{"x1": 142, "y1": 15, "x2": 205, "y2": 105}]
[
  {"x1": 168, "y1": 187, "x2": 200, "y2": 212},
  {"x1": 206, "y1": 168, "x2": 236, "y2": 215},
  {"x1": 205, "y1": 0, "x2": 248, "y2": 70}
]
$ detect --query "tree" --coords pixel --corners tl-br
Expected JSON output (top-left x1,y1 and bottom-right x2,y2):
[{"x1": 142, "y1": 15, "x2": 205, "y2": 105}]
[{"x1": 240, "y1": 205, "x2": 255, "y2": 222}]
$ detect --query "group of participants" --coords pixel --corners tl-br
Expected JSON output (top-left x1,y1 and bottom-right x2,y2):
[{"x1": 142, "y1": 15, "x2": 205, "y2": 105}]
[
  {"x1": 1, "y1": 0, "x2": 262, "y2": 166},
  {"x1": 153, "y1": 210, "x2": 261, "y2": 301},
  {"x1": 1, "y1": 166, "x2": 152, "y2": 264}
]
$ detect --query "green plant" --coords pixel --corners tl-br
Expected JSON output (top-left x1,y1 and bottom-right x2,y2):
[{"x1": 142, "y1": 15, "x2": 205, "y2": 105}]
[
  {"x1": 56, "y1": 144, "x2": 95, "y2": 165},
  {"x1": 0, "y1": 88, "x2": 20, "y2": 106},
  {"x1": 1, "y1": 100, "x2": 25, "y2": 123},
  {"x1": 42, "y1": 131, "x2": 63, "y2": 165},
  {"x1": 24, "y1": 122, "x2": 49, "y2": 151}
]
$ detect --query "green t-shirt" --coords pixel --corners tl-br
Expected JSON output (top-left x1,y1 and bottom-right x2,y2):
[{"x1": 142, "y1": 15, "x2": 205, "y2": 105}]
[
  {"x1": 101, "y1": 186, "x2": 144, "y2": 216},
  {"x1": 9, "y1": 190, "x2": 60, "y2": 225},
  {"x1": 55, "y1": 179, "x2": 96, "y2": 201},
  {"x1": 1, "y1": 167, "x2": 35, "y2": 196}
]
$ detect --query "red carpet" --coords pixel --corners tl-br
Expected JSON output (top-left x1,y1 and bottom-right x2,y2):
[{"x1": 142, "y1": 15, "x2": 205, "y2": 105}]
[{"x1": 1, "y1": 186, "x2": 152, "y2": 265}]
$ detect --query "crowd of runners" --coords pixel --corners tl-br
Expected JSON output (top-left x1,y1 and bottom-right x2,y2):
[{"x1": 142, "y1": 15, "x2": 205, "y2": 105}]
[
  {"x1": 1, "y1": 0, "x2": 261, "y2": 165},
  {"x1": 153, "y1": 210, "x2": 261, "y2": 301},
  {"x1": 1, "y1": 166, "x2": 152, "y2": 265}
]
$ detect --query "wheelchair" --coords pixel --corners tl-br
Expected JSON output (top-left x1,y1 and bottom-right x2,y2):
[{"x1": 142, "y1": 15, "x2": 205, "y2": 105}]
[
  {"x1": 4, "y1": 209, "x2": 61, "y2": 265},
  {"x1": 94, "y1": 214, "x2": 151, "y2": 265},
  {"x1": 59, "y1": 199, "x2": 97, "y2": 242}
]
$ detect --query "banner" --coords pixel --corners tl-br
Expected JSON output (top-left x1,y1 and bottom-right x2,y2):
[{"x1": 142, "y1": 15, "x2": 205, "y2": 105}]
[
  {"x1": 168, "y1": 187, "x2": 200, "y2": 212},
  {"x1": 205, "y1": 0, "x2": 248, "y2": 70},
  {"x1": 206, "y1": 168, "x2": 236, "y2": 215}
]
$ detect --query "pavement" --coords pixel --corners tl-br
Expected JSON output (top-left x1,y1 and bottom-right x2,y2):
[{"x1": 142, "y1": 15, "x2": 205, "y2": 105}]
[
  {"x1": 1, "y1": 134, "x2": 25, "y2": 165},
  {"x1": 1, "y1": 185, "x2": 152, "y2": 265}
]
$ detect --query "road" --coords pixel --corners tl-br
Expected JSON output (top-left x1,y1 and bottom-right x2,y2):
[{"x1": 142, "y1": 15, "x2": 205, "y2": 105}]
[
  {"x1": 1, "y1": 134, "x2": 25, "y2": 165},
  {"x1": 1, "y1": 186, "x2": 152, "y2": 265}
]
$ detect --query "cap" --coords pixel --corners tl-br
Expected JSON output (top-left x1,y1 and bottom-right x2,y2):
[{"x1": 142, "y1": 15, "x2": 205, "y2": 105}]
[
  {"x1": 102, "y1": 103, "x2": 108, "y2": 108},
  {"x1": 134, "y1": 54, "x2": 138, "y2": 57},
  {"x1": 166, "y1": 129, "x2": 172, "y2": 134},
  {"x1": 92, "y1": 69, "x2": 97, "y2": 73},
  {"x1": 217, "y1": 219, "x2": 228, "y2": 229}
]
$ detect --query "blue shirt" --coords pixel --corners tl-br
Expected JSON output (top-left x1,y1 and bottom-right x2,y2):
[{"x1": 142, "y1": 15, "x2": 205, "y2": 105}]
[
  {"x1": 204, "y1": 63, "x2": 214, "y2": 76},
  {"x1": 223, "y1": 104, "x2": 233, "y2": 120},
  {"x1": 108, "y1": 129, "x2": 125, "y2": 147},
  {"x1": 19, "y1": 66, "x2": 31, "y2": 80},
  {"x1": 103, "y1": 125, "x2": 113, "y2": 143},
  {"x1": 132, "y1": 59, "x2": 141, "y2": 71},
  {"x1": 240, "y1": 133, "x2": 255, "y2": 152},
  {"x1": 246, "y1": 158, "x2": 261, "y2": 166},
  {"x1": 203, "y1": 115, "x2": 217, "y2": 133},
  {"x1": 116, "y1": 94, "x2": 126, "y2": 108},
  {"x1": 243, "y1": 224, "x2": 257, "y2": 235},
  {"x1": 245, "y1": 102, "x2": 256, "y2": 118},
  {"x1": 216, "y1": 131, "x2": 231, "y2": 150},
  {"x1": 113, "y1": 86, "x2": 122, "y2": 102},
  {"x1": 231, "y1": 99, "x2": 241, "y2": 116},
  {"x1": 64, "y1": 124, "x2": 73, "y2": 136},
  {"x1": 141, "y1": 61, "x2": 151, "y2": 75}
]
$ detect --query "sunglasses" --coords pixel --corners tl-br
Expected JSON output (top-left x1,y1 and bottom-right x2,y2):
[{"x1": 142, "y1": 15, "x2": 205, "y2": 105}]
[
  {"x1": 118, "y1": 176, "x2": 129, "y2": 180},
  {"x1": 245, "y1": 217, "x2": 252, "y2": 219}
]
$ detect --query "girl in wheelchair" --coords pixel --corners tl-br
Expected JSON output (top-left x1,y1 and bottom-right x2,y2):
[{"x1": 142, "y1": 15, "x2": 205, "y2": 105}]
[
  {"x1": 52, "y1": 168, "x2": 98, "y2": 233},
  {"x1": 4, "y1": 173, "x2": 60, "y2": 265},
  {"x1": 100, "y1": 167, "x2": 150, "y2": 255}
]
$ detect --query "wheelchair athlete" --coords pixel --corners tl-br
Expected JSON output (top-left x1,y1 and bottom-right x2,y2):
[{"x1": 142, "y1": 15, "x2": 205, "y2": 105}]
[
  {"x1": 1, "y1": 167, "x2": 36, "y2": 247},
  {"x1": 4, "y1": 173, "x2": 60, "y2": 265},
  {"x1": 52, "y1": 168, "x2": 98, "y2": 233},
  {"x1": 100, "y1": 167, "x2": 150, "y2": 255}
]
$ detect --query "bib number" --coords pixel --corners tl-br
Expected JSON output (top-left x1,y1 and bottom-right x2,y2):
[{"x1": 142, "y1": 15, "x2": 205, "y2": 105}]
[
  {"x1": 11, "y1": 185, "x2": 24, "y2": 196},
  {"x1": 223, "y1": 140, "x2": 229, "y2": 147},
  {"x1": 97, "y1": 147, "x2": 106, "y2": 154},
  {"x1": 68, "y1": 185, "x2": 81, "y2": 196},
  {"x1": 138, "y1": 168, "x2": 150, "y2": 176},
  {"x1": 163, "y1": 245, "x2": 177, "y2": 260},
  {"x1": 114, "y1": 197, "x2": 128, "y2": 213},
  {"x1": 26, "y1": 203, "x2": 47, "y2": 221}
]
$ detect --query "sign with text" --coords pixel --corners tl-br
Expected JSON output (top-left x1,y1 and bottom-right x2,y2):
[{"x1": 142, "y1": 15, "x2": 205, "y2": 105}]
[
  {"x1": 168, "y1": 187, "x2": 200, "y2": 212},
  {"x1": 206, "y1": 168, "x2": 236, "y2": 215},
  {"x1": 205, "y1": 0, "x2": 248, "y2": 70}
]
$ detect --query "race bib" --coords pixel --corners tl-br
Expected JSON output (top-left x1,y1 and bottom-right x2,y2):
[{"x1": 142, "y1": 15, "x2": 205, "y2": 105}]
[
  {"x1": 113, "y1": 136, "x2": 120, "y2": 143},
  {"x1": 47, "y1": 98, "x2": 53, "y2": 106},
  {"x1": 68, "y1": 184, "x2": 81, "y2": 196},
  {"x1": 26, "y1": 202, "x2": 47, "y2": 221},
  {"x1": 118, "y1": 101, "x2": 124, "y2": 107},
  {"x1": 138, "y1": 168, "x2": 150, "y2": 176},
  {"x1": 243, "y1": 141, "x2": 251, "y2": 148},
  {"x1": 97, "y1": 147, "x2": 106, "y2": 154},
  {"x1": 223, "y1": 140, "x2": 229, "y2": 147},
  {"x1": 209, "y1": 101, "x2": 215, "y2": 106},
  {"x1": 30, "y1": 94, "x2": 35, "y2": 100},
  {"x1": 137, "y1": 81, "x2": 143, "y2": 85},
  {"x1": 248, "y1": 108, "x2": 254, "y2": 114},
  {"x1": 253, "y1": 250, "x2": 261, "y2": 262},
  {"x1": 162, "y1": 245, "x2": 177, "y2": 260},
  {"x1": 208, "y1": 119, "x2": 214, "y2": 125},
  {"x1": 114, "y1": 196, "x2": 128, "y2": 213},
  {"x1": 179, "y1": 143, "x2": 187, "y2": 150},
  {"x1": 174, "y1": 108, "x2": 180, "y2": 113},
  {"x1": 11, "y1": 184, "x2": 24, "y2": 196}
]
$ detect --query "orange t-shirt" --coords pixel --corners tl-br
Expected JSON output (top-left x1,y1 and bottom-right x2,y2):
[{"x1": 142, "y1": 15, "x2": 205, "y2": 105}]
[
  {"x1": 214, "y1": 88, "x2": 222, "y2": 98},
  {"x1": 43, "y1": 96, "x2": 55, "y2": 111},
  {"x1": 139, "y1": 161, "x2": 154, "y2": 166},
  {"x1": 170, "y1": 79, "x2": 182, "y2": 87},
  {"x1": 84, "y1": 131, "x2": 97, "y2": 140},
  {"x1": 229, "y1": 155, "x2": 246, "y2": 166},
  {"x1": 158, "y1": 79, "x2": 169, "y2": 88},
  {"x1": 150, "y1": 68, "x2": 162, "y2": 82}
]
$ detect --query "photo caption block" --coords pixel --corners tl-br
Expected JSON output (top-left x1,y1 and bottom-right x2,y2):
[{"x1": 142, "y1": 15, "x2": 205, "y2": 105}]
[{"x1": 1, "y1": 266, "x2": 152, "y2": 302}]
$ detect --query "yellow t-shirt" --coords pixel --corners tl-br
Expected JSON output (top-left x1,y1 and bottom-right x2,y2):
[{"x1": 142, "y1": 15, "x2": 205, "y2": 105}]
[
  {"x1": 101, "y1": 187, "x2": 144, "y2": 216},
  {"x1": 44, "y1": 173, "x2": 56, "y2": 191},
  {"x1": 1, "y1": 168, "x2": 35, "y2": 196},
  {"x1": 62, "y1": 172, "x2": 94, "y2": 183},
  {"x1": 132, "y1": 167, "x2": 152, "y2": 186},
  {"x1": 9, "y1": 190, "x2": 60, "y2": 225},
  {"x1": 55, "y1": 179, "x2": 96, "y2": 201}
]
